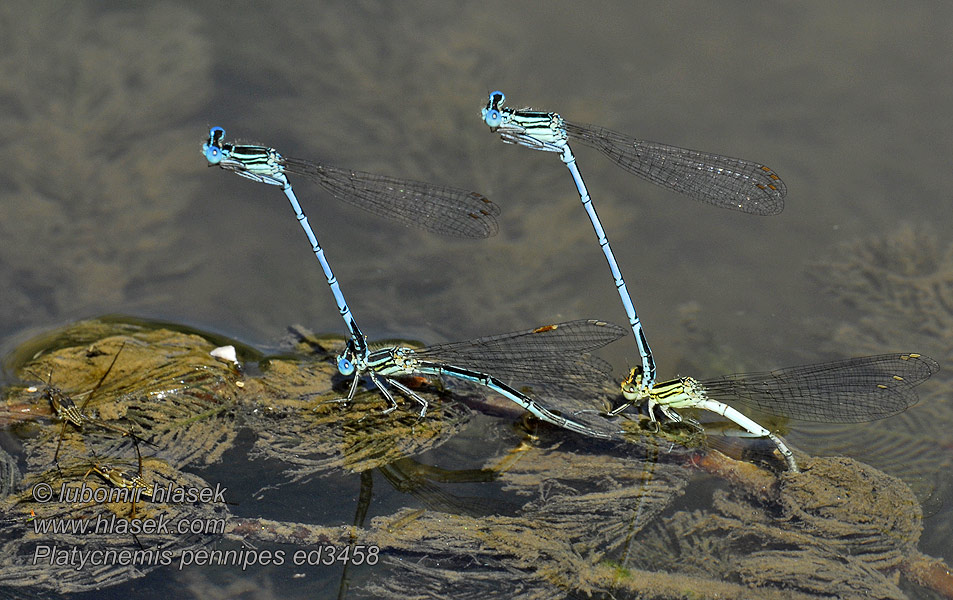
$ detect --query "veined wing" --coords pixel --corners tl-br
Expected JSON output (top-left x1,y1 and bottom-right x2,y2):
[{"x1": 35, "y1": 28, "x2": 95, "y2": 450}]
[
  {"x1": 564, "y1": 121, "x2": 785, "y2": 216},
  {"x1": 699, "y1": 353, "x2": 939, "y2": 423},
  {"x1": 411, "y1": 319, "x2": 625, "y2": 390},
  {"x1": 281, "y1": 157, "x2": 501, "y2": 238}
]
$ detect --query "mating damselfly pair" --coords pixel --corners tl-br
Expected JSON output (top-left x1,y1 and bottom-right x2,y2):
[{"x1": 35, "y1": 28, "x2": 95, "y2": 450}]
[{"x1": 200, "y1": 91, "x2": 937, "y2": 471}]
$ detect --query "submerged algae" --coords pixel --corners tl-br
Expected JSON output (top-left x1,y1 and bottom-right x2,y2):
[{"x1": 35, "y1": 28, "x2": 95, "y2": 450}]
[
  {"x1": 811, "y1": 224, "x2": 953, "y2": 560},
  {"x1": 0, "y1": 3, "x2": 212, "y2": 330},
  {"x1": 1, "y1": 316, "x2": 950, "y2": 599}
]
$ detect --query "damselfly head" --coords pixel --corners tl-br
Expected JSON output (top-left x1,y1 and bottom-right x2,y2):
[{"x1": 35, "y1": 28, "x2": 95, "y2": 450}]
[
  {"x1": 203, "y1": 126, "x2": 227, "y2": 165},
  {"x1": 620, "y1": 366, "x2": 643, "y2": 401},
  {"x1": 483, "y1": 90, "x2": 506, "y2": 129}
]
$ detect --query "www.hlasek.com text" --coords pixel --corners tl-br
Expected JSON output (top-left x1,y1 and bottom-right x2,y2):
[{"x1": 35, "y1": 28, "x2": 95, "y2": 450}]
[{"x1": 31, "y1": 511, "x2": 226, "y2": 536}]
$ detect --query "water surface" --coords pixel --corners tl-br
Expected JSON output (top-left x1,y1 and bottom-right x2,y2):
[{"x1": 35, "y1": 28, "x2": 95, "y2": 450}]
[{"x1": 2, "y1": 2, "x2": 951, "y2": 598}]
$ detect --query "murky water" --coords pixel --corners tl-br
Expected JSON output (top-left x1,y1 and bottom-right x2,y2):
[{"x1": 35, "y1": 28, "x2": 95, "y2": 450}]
[{"x1": 2, "y1": 1, "x2": 951, "y2": 598}]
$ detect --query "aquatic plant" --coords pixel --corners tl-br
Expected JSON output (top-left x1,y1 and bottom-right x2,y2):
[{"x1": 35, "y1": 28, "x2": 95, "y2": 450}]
[
  {"x1": 359, "y1": 454, "x2": 948, "y2": 599},
  {"x1": 0, "y1": 464, "x2": 227, "y2": 594},
  {"x1": 8, "y1": 320, "x2": 242, "y2": 471},
  {"x1": 245, "y1": 353, "x2": 473, "y2": 481},
  {"x1": 810, "y1": 224, "x2": 953, "y2": 559},
  {"x1": 3, "y1": 317, "x2": 951, "y2": 598}
]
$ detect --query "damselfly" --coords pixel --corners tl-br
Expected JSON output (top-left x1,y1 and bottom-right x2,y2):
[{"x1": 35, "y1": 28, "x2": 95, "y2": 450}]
[
  {"x1": 482, "y1": 91, "x2": 787, "y2": 392},
  {"x1": 482, "y1": 91, "x2": 785, "y2": 215},
  {"x1": 613, "y1": 353, "x2": 939, "y2": 471},
  {"x1": 333, "y1": 319, "x2": 627, "y2": 439}
]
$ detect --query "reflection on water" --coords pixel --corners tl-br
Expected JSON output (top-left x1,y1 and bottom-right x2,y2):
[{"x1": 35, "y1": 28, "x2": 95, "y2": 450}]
[{"x1": 2, "y1": 1, "x2": 953, "y2": 598}]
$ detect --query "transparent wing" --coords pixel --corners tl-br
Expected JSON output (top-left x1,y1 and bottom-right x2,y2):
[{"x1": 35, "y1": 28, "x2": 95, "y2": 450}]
[
  {"x1": 411, "y1": 319, "x2": 625, "y2": 393},
  {"x1": 564, "y1": 121, "x2": 785, "y2": 216},
  {"x1": 699, "y1": 353, "x2": 939, "y2": 423},
  {"x1": 281, "y1": 157, "x2": 501, "y2": 238}
]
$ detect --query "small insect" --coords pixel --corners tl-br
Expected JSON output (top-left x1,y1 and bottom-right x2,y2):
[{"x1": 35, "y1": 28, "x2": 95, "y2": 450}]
[
  {"x1": 85, "y1": 461, "x2": 155, "y2": 499},
  {"x1": 26, "y1": 342, "x2": 147, "y2": 466},
  {"x1": 83, "y1": 436, "x2": 155, "y2": 519}
]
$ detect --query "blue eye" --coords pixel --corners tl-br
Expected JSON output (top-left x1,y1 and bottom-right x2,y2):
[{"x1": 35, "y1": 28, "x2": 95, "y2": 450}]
[
  {"x1": 337, "y1": 356, "x2": 355, "y2": 376},
  {"x1": 484, "y1": 91, "x2": 505, "y2": 128},
  {"x1": 203, "y1": 143, "x2": 223, "y2": 165}
]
